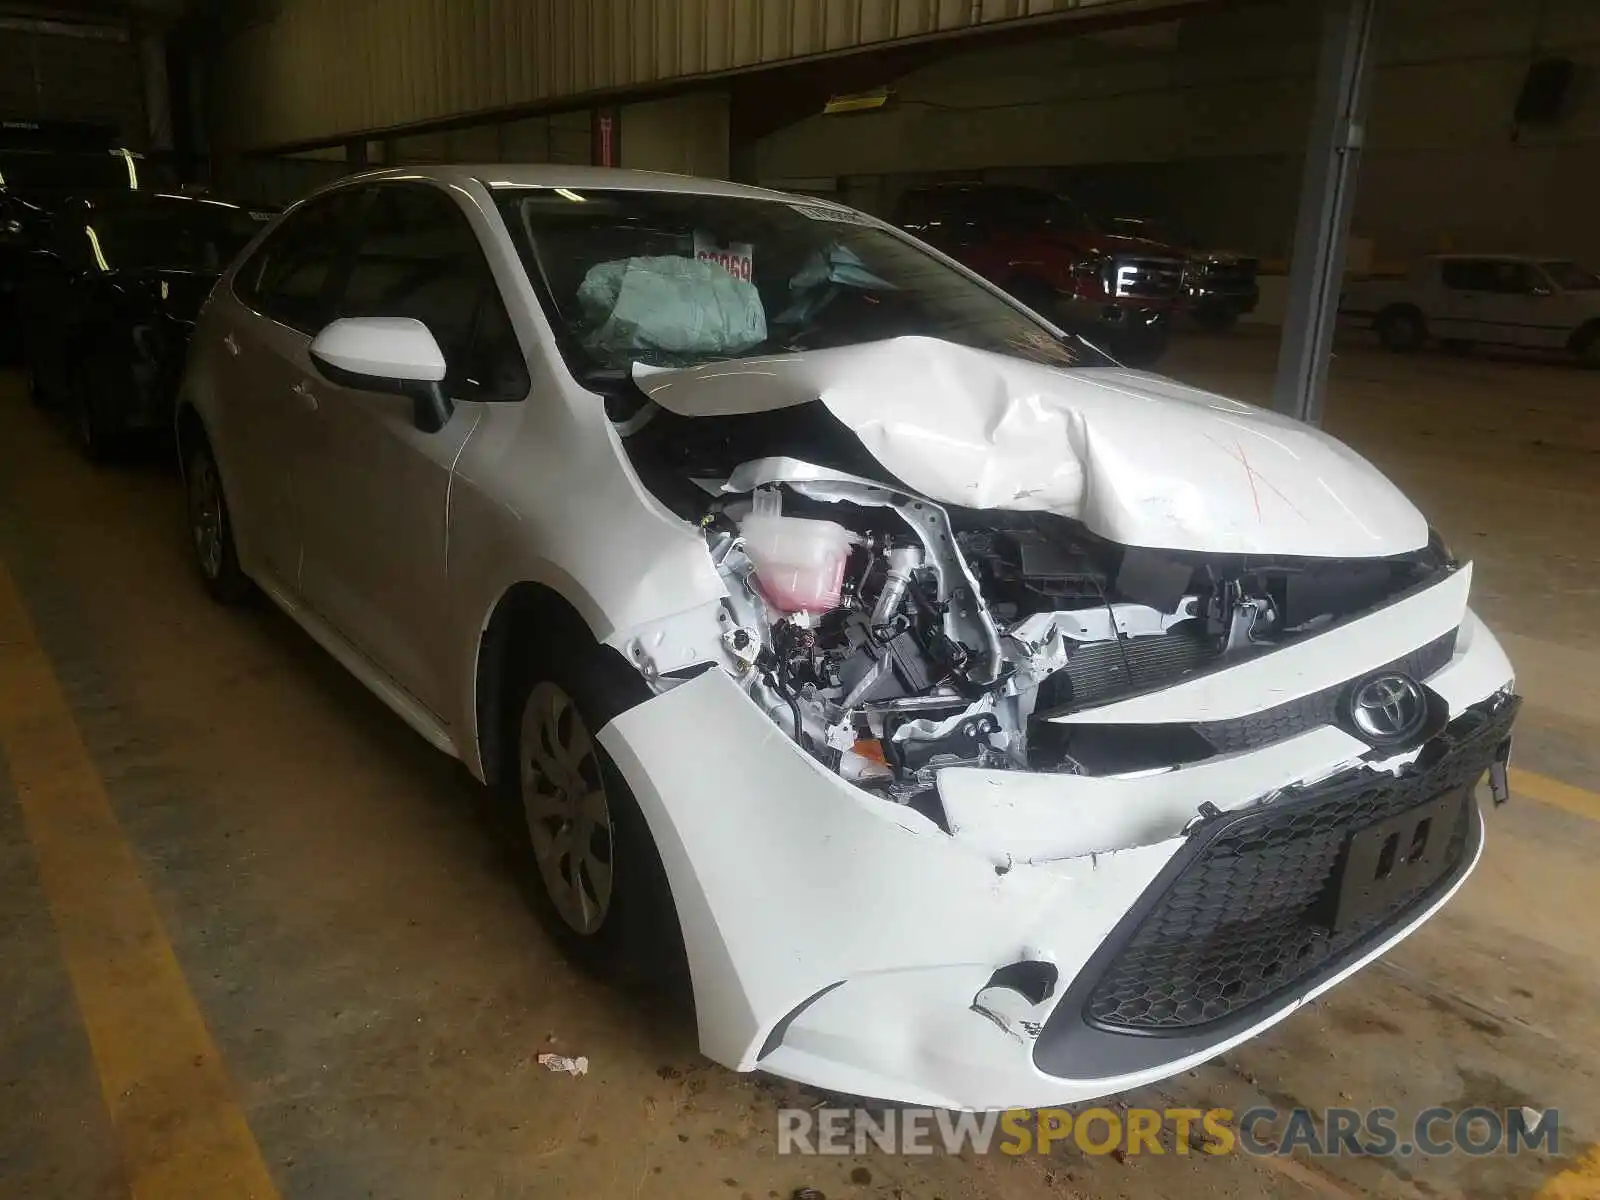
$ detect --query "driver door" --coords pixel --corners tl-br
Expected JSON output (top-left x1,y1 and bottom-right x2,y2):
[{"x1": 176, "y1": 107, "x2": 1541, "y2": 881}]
[
  {"x1": 294, "y1": 182, "x2": 529, "y2": 719},
  {"x1": 215, "y1": 188, "x2": 366, "y2": 591},
  {"x1": 1476, "y1": 261, "x2": 1569, "y2": 349}
]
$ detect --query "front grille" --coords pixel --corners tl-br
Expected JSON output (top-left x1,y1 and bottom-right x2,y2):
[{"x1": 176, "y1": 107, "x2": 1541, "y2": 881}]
[
  {"x1": 1033, "y1": 628, "x2": 1458, "y2": 774},
  {"x1": 1049, "y1": 629, "x2": 1219, "y2": 711},
  {"x1": 1199, "y1": 258, "x2": 1258, "y2": 288},
  {"x1": 1193, "y1": 628, "x2": 1456, "y2": 755},
  {"x1": 1109, "y1": 256, "x2": 1184, "y2": 299},
  {"x1": 1078, "y1": 695, "x2": 1516, "y2": 1035}
]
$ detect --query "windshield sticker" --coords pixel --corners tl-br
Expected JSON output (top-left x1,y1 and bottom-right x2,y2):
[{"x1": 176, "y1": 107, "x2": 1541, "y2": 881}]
[
  {"x1": 786, "y1": 200, "x2": 874, "y2": 227},
  {"x1": 693, "y1": 231, "x2": 754, "y2": 282}
]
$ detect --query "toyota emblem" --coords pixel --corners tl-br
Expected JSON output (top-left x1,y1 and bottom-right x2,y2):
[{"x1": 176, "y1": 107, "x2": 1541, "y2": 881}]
[{"x1": 1348, "y1": 673, "x2": 1428, "y2": 745}]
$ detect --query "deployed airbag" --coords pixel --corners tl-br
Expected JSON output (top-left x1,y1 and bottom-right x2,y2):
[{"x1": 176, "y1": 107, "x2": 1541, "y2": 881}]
[{"x1": 579, "y1": 255, "x2": 767, "y2": 362}]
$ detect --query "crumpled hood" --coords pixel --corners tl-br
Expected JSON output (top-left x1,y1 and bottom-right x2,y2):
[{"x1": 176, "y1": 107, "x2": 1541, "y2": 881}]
[{"x1": 632, "y1": 336, "x2": 1428, "y2": 557}]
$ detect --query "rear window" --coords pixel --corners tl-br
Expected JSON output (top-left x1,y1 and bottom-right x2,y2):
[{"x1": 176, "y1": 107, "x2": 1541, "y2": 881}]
[
  {"x1": 86, "y1": 200, "x2": 268, "y2": 273},
  {"x1": 0, "y1": 150, "x2": 133, "y2": 192}
]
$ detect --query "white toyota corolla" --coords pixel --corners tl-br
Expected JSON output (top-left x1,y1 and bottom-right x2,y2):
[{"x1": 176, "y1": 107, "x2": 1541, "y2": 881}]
[{"x1": 177, "y1": 165, "x2": 1519, "y2": 1110}]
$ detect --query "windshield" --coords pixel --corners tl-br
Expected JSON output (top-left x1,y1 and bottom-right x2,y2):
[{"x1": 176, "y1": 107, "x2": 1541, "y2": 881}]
[
  {"x1": 88, "y1": 201, "x2": 268, "y2": 273},
  {"x1": 1540, "y1": 260, "x2": 1600, "y2": 291},
  {"x1": 492, "y1": 187, "x2": 1109, "y2": 375},
  {"x1": 1005, "y1": 190, "x2": 1098, "y2": 235}
]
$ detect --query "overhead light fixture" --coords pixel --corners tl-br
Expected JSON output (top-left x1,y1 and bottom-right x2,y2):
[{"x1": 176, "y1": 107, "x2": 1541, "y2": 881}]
[
  {"x1": 823, "y1": 87, "x2": 891, "y2": 116},
  {"x1": 554, "y1": 188, "x2": 587, "y2": 202}
]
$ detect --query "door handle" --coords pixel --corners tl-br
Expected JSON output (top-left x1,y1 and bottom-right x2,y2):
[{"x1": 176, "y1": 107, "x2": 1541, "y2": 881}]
[
  {"x1": 224, "y1": 333, "x2": 240, "y2": 357},
  {"x1": 291, "y1": 380, "x2": 319, "y2": 411}
]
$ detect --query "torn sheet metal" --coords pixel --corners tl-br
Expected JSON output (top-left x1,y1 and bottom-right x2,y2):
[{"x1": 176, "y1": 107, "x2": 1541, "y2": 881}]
[{"x1": 632, "y1": 337, "x2": 1429, "y2": 557}]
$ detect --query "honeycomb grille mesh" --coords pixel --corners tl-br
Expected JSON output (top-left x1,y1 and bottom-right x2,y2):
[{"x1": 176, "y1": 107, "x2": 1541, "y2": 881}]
[{"x1": 1084, "y1": 699, "x2": 1513, "y2": 1033}]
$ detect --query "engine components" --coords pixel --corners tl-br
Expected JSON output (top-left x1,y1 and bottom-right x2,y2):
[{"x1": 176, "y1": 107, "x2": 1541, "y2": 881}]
[{"x1": 703, "y1": 467, "x2": 1450, "y2": 801}]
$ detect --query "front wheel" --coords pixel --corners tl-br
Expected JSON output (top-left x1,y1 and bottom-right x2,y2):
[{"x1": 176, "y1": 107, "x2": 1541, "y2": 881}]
[
  {"x1": 1007, "y1": 276, "x2": 1059, "y2": 318},
  {"x1": 1376, "y1": 306, "x2": 1428, "y2": 353},
  {"x1": 70, "y1": 357, "x2": 124, "y2": 463},
  {"x1": 1115, "y1": 321, "x2": 1172, "y2": 368},
  {"x1": 1573, "y1": 324, "x2": 1600, "y2": 369},
  {"x1": 184, "y1": 437, "x2": 252, "y2": 604},
  {"x1": 1192, "y1": 305, "x2": 1239, "y2": 333},
  {"x1": 500, "y1": 637, "x2": 684, "y2": 986}
]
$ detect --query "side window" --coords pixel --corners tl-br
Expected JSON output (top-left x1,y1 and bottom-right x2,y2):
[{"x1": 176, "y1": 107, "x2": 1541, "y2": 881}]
[
  {"x1": 235, "y1": 190, "x2": 361, "y2": 333},
  {"x1": 336, "y1": 184, "x2": 529, "y2": 402},
  {"x1": 1490, "y1": 261, "x2": 1538, "y2": 294},
  {"x1": 1440, "y1": 260, "x2": 1495, "y2": 291}
]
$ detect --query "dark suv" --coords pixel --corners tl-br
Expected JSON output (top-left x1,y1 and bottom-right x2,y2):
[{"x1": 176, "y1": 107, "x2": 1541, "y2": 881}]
[
  {"x1": 893, "y1": 183, "x2": 1186, "y2": 365},
  {"x1": 0, "y1": 119, "x2": 149, "y2": 360}
]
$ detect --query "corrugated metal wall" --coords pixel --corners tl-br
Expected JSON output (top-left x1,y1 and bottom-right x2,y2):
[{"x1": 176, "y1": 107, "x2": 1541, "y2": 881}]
[
  {"x1": 212, "y1": 0, "x2": 1181, "y2": 150},
  {"x1": 0, "y1": 19, "x2": 145, "y2": 144}
]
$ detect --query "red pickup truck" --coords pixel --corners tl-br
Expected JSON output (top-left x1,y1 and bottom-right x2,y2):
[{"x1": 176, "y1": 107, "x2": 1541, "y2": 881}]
[{"x1": 893, "y1": 183, "x2": 1187, "y2": 365}]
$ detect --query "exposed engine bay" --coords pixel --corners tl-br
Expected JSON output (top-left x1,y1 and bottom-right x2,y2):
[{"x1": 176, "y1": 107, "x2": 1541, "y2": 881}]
[{"x1": 683, "y1": 459, "x2": 1451, "y2": 806}]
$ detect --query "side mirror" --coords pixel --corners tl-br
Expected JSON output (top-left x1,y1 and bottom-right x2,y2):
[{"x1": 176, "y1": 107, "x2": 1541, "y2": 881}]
[{"x1": 309, "y1": 316, "x2": 453, "y2": 433}]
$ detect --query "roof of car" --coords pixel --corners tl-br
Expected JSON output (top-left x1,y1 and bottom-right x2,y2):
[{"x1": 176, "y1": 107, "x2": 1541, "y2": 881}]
[
  {"x1": 61, "y1": 189, "x2": 271, "y2": 214},
  {"x1": 327, "y1": 164, "x2": 804, "y2": 204},
  {"x1": 1431, "y1": 253, "x2": 1563, "y2": 262}
]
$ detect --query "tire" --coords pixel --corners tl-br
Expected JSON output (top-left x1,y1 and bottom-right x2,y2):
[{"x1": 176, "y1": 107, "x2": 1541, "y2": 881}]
[
  {"x1": 69, "y1": 355, "x2": 126, "y2": 463},
  {"x1": 1376, "y1": 306, "x2": 1427, "y2": 353},
  {"x1": 1116, "y1": 321, "x2": 1172, "y2": 368},
  {"x1": 184, "y1": 435, "x2": 253, "y2": 605},
  {"x1": 1192, "y1": 306, "x2": 1239, "y2": 333},
  {"x1": 25, "y1": 358, "x2": 51, "y2": 408},
  {"x1": 1572, "y1": 323, "x2": 1600, "y2": 369},
  {"x1": 1007, "y1": 275, "x2": 1059, "y2": 318},
  {"x1": 498, "y1": 632, "x2": 685, "y2": 988}
]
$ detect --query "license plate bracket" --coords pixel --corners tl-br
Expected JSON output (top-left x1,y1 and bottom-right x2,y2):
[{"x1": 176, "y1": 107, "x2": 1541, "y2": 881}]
[{"x1": 1332, "y1": 789, "x2": 1465, "y2": 933}]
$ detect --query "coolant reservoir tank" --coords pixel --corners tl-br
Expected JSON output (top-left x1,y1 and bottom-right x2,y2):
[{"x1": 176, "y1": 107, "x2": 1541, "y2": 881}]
[{"x1": 739, "y1": 511, "x2": 857, "y2": 613}]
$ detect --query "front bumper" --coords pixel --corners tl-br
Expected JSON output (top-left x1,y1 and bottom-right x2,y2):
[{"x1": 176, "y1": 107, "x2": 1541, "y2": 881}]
[
  {"x1": 597, "y1": 579, "x2": 1516, "y2": 1110},
  {"x1": 1189, "y1": 283, "x2": 1260, "y2": 314}
]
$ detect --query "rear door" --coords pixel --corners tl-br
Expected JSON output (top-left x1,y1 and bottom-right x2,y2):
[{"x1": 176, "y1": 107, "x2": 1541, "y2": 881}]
[
  {"x1": 19, "y1": 212, "x2": 97, "y2": 396},
  {"x1": 217, "y1": 188, "x2": 365, "y2": 590},
  {"x1": 1434, "y1": 259, "x2": 1495, "y2": 340},
  {"x1": 293, "y1": 181, "x2": 528, "y2": 717}
]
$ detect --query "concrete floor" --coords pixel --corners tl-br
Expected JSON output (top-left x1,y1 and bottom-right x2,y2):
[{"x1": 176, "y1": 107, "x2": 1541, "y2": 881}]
[{"x1": 1, "y1": 333, "x2": 1597, "y2": 1200}]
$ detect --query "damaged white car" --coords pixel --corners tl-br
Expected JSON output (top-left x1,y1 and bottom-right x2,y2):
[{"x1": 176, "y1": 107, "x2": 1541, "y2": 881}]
[{"x1": 178, "y1": 166, "x2": 1519, "y2": 1111}]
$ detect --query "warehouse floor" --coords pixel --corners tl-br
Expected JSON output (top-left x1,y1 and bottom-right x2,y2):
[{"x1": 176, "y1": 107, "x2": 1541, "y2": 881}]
[{"x1": 1, "y1": 333, "x2": 1598, "y2": 1200}]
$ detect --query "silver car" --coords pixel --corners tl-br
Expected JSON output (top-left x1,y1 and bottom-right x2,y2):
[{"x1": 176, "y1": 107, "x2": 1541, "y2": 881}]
[{"x1": 177, "y1": 166, "x2": 1517, "y2": 1109}]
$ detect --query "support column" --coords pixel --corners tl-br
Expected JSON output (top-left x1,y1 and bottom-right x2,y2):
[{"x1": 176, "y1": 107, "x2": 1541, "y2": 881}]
[
  {"x1": 139, "y1": 27, "x2": 174, "y2": 151},
  {"x1": 1272, "y1": 0, "x2": 1378, "y2": 425}
]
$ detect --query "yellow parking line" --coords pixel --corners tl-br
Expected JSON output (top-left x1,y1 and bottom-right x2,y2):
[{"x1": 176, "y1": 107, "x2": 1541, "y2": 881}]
[
  {"x1": 1510, "y1": 768, "x2": 1600, "y2": 825},
  {"x1": 1536, "y1": 1144, "x2": 1600, "y2": 1199},
  {"x1": 0, "y1": 562, "x2": 279, "y2": 1199}
]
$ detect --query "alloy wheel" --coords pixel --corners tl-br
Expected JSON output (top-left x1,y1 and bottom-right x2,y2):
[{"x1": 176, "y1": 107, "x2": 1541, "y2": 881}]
[
  {"x1": 519, "y1": 681, "x2": 615, "y2": 935},
  {"x1": 189, "y1": 456, "x2": 225, "y2": 581}
]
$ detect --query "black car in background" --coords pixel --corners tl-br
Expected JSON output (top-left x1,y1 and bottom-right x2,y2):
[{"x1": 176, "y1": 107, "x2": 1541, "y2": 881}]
[
  {"x1": 20, "y1": 191, "x2": 273, "y2": 459},
  {"x1": 0, "y1": 121, "x2": 152, "y2": 359}
]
